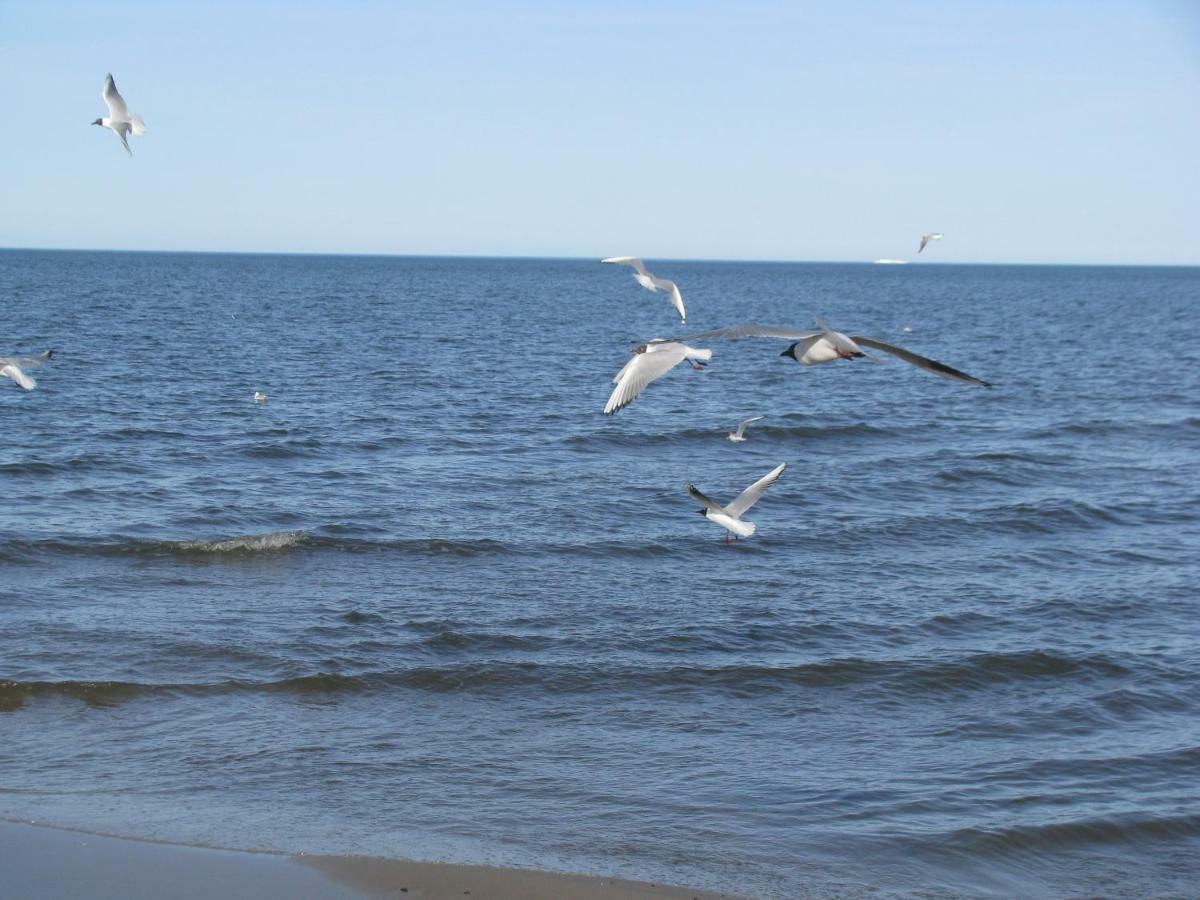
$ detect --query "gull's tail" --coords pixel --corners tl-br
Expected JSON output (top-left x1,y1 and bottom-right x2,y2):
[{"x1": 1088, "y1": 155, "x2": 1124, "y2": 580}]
[{"x1": 130, "y1": 114, "x2": 147, "y2": 136}]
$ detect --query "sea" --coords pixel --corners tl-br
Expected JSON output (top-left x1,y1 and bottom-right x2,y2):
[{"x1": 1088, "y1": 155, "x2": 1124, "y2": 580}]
[{"x1": 1, "y1": 249, "x2": 1197, "y2": 899}]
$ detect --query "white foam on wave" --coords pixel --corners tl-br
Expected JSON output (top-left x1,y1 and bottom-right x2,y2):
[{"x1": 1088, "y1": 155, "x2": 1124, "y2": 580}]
[{"x1": 172, "y1": 531, "x2": 308, "y2": 553}]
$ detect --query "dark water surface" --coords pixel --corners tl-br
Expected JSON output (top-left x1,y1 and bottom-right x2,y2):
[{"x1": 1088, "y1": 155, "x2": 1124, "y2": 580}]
[{"x1": 1, "y1": 250, "x2": 1198, "y2": 898}]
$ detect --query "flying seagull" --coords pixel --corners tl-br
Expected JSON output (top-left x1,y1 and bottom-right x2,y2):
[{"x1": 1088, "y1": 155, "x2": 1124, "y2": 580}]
[
  {"x1": 253, "y1": 392, "x2": 268, "y2": 404},
  {"x1": 0, "y1": 350, "x2": 54, "y2": 391},
  {"x1": 918, "y1": 233, "x2": 943, "y2": 254},
  {"x1": 92, "y1": 74, "x2": 146, "y2": 157},
  {"x1": 688, "y1": 462, "x2": 786, "y2": 541},
  {"x1": 667, "y1": 319, "x2": 991, "y2": 387},
  {"x1": 727, "y1": 415, "x2": 764, "y2": 443},
  {"x1": 601, "y1": 257, "x2": 687, "y2": 323},
  {"x1": 604, "y1": 340, "x2": 711, "y2": 414}
]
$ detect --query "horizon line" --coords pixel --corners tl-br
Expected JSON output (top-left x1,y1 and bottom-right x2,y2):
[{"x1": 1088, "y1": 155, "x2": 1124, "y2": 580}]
[{"x1": 1, "y1": 244, "x2": 1197, "y2": 269}]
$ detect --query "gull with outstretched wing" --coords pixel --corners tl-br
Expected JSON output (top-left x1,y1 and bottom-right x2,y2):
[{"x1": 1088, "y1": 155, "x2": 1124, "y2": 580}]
[
  {"x1": 92, "y1": 74, "x2": 146, "y2": 157},
  {"x1": 1, "y1": 350, "x2": 55, "y2": 391},
  {"x1": 602, "y1": 257, "x2": 687, "y2": 323},
  {"x1": 687, "y1": 462, "x2": 786, "y2": 541},
  {"x1": 604, "y1": 340, "x2": 711, "y2": 414}
]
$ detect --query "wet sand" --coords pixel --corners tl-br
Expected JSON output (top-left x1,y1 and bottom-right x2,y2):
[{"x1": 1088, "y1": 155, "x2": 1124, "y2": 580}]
[{"x1": 0, "y1": 820, "x2": 740, "y2": 900}]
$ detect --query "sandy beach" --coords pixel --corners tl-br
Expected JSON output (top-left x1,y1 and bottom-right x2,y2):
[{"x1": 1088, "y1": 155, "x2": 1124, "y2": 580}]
[{"x1": 0, "y1": 820, "x2": 740, "y2": 900}]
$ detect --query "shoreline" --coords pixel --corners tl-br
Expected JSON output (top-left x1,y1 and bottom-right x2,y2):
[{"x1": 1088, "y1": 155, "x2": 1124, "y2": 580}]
[{"x1": 0, "y1": 819, "x2": 742, "y2": 900}]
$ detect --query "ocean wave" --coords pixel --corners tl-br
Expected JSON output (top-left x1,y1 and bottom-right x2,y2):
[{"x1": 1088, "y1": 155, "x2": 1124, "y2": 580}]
[
  {"x1": 566, "y1": 421, "x2": 899, "y2": 448},
  {"x1": 0, "y1": 649, "x2": 1136, "y2": 710},
  {"x1": 941, "y1": 812, "x2": 1200, "y2": 855}
]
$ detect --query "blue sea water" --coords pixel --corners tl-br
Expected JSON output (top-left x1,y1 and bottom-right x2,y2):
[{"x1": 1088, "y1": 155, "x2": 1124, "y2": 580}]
[{"x1": 1, "y1": 249, "x2": 1198, "y2": 898}]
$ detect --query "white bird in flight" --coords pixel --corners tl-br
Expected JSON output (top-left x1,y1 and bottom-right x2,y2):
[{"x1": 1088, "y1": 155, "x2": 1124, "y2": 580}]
[
  {"x1": 92, "y1": 74, "x2": 146, "y2": 157},
  {"x1": 601, "y1": 257, "x2": 687, "y2": 323},
  {"x1": 253, "y1": 392, "x2": 268, "y2": 404},
  {"x1": 688, "y1": 462, "x2": 786, "y2": 541},
  {"x1": 0, "y1": 350, "x2": 54, "y2": 391},
  {"x1": 727, "y1": 416, "x2": 764, "y2": 443},
  {"x1": 604, "y1": 340, "x2": 711, "y2": 415},
  {"x1": 671, "y1": 319, "x2": 991, "y2": 387},
  {"x1": 918, "y1": 232, "x2": 943, "y2": 254}
]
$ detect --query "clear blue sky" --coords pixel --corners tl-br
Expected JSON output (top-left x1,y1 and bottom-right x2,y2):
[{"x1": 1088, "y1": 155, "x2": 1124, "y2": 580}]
[{"x1": 2, "y1": 1, "x2": 1197, "y2": 264}]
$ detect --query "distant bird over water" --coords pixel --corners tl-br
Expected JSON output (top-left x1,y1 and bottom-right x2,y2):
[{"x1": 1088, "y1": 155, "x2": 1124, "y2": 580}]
[
  {"x1": 727, "y1": 416, "x2": 764, "y2": 443},
  {"x1": 1, "y1": 350, "x2": 54, "y2": 391},
  {"x1": 688, "y1": 462, "x2": 786, "y2": 541},
  {"x1": 253, "y1": 392, "x2": 268, "y2": 404},
  {"x1": 601, "y1": 257, "x2": 687, "y2": 324},
  {"x1": 604, "y1": 340, "x2": 711, "y2": 414},
  {"x1": 918, "y1": 232, "x2": 943, "y2": 254},
  {"x1": 92, "y1": 74, "x2": 146, "y2": 157}
]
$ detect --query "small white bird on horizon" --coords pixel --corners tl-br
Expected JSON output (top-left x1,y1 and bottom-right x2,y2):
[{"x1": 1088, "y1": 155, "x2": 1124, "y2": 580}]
[
  {"x1": 1, "y1": 350, "x2": 54, "y2": 391},
  {"x1": 601, "y1": 257, "x2": 687, "y2": 323},
  {"x1": 918, "y1": 232, "x2": 943, "y2": 254},
  {"x1": 604, "y1": 340, "x2": 711, "y2": 415},
  {"x1": 92, "y1": 74, "x2": 146, "y2": 157},
  {"x1": 253, "y1": 392, "x2": 268, "y2": 404},
  {"x1": 688, "y1": 462, "x2": 786, "y2": 542},
  {"x1": 727, "y1": 416, "x2": 764, "y2": 443}
]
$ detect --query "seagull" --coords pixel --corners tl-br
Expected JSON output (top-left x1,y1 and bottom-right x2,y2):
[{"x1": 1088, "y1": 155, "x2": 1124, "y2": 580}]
[
  {"x1": 670, "y1": 319, "x2": 991, "y2": 387},
  {"x1": 918, "y1": 233, "x2": 943, "y2": 254},
  {"x1": 92, "y1": 74, "x2": 146, "y2": 157},
  {"x1": 604, "y1": 340, "x2": 711, "y2": 414},
  {"x1": 253, "y1": 392, "x2": 268, "y2": 403},
  {"x1": 0, "y1": 350, "x2": 54, "y2": 391},
  {"x1": 727, "y1": 416, "x2": 764, "y2": 443},
  {"x1": 601, "y1": 257, "x2": 686, "y2": 323},
  {"x1": 687, "y1": 462, "x2": 786, "y2": 542}
]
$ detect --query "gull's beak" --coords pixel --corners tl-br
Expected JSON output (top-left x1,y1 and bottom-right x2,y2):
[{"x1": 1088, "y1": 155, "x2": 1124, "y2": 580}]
[{"x1": 697, "y1": 508, "x2": 707, "y2": 515}]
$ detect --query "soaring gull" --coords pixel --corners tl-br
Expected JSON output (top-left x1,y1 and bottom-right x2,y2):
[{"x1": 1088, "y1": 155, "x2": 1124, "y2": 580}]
[
  {"x1": 1, "y1": 350, "x2": 54, "y2": 391},
  {"x1": 918, "y1": 233, "x2": 943, "y2": 254},
  {"x1": 669, "y1": 319, "x2": 991, "y2": 387},
  {"x1": 688, "y1": 462, "x2": 786, "y2": 541},
  {"x1": 601, "y1": 257, "x2": 687, "y2": 323},
  {"x1": 727, "y1": 415, "x2": 764, "y2": 443},
  {"x1": 604, "y1": 340, "x2": 711, "y2": 415},
  {"x1": 92, "y1": 74, "x2": 146, "y2": 157}
]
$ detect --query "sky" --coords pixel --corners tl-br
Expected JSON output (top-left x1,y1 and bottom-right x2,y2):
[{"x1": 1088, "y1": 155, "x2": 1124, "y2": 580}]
[{"x1": 1, "y1": 1, "x2": 1198, "y2": 264}]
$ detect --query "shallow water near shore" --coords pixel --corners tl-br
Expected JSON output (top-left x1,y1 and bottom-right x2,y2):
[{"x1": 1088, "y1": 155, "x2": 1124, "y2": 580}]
[{"x1": 2, "y1": 250, "x2": 1198, "y2": 898}]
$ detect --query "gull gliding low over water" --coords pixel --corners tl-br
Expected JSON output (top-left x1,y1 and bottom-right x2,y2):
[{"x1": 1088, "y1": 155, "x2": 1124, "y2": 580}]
[
  {"x1": 92, "y1": 74, "x2": 146, "y2": 157},
  {"x1": 0, "y1": 350, "x2": 54, "y2": 391},
  {"x1": 688, "y1": 462, "x2": 786, "y2": 541},
  {"x1": 601, "y1": 257, "x2": 687, "y2": 324},
  {"x1": 727, "y1": 416, "x2": 764, "y2": 443},
  {"x1": 918, "y1": 232, "x2": 943, "y2": 254},
  {"x1": 604, "y1": 340, "x2": 711, "y2": 415},
  {"x1": 672, "y1": 319, "x2": 992, "y2": 387}
]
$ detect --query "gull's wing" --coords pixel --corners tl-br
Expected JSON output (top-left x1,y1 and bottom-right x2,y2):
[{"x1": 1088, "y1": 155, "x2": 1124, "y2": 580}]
[
  {"x1": 670, "y1": 324, "x2": 822, "y2": 343},
  {"x1": 1, "y1": 364, "x2": 36, "y2": 390},
  {"x1": 732, "y1": 415, "x2": 764, "y2": 438},
  {"x1": 653, "y1": 279, "x2": 685, "y2": 323},
  {"x1": 850, "y1": 336, "x2": 991, "y2": 387},
  {"x1": 686, "y1": 484, "x2": 726, "y2": 515},
  {"x1": 725, "y1": 462, "x2": 786, "y2": 518},
  {"x1": 602, "y1": 256, "x2": 651, "y2": 278},
  {"x1": 103, "y1": 74, "x2": 129, "y2": 120},
  {"x1": 113, "y1": 121, "x2": 132, "y2": 156},
  {"x1": 604, "y1": 342, "x2": 688, "y2": 414},
  {"x1": 918, "y1": 235, "x2": 929, "y2": 253},
  {"x1": 0, "y1": 350, "x2": 53, "y2": 369}
]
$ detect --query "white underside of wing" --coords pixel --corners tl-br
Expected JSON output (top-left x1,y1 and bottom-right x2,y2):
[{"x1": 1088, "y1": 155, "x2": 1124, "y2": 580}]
[
  {"x1": 725, "y1": 462, "x2": 786, "y2": 518},
  {"x1": 1, "y1": 364, "x2": 36, "y2": 390},
  {"x1": 604, "y1": 342, "x2": 688, "y2": 414},
  {"x1": 103, "y1": 74, "x2": 129, "y2": 120}
]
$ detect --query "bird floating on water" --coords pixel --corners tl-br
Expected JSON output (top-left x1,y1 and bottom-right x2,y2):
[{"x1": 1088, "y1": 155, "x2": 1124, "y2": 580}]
[
  {"x1": 601, "y1": 257, "x2": 687, "y2": 324},
  {"x1": 253, "y1": 392, "x2": 268, "y2": 404},
  {"x1": 688, "y1": 462, "x2": 786, "y2": 542},
  {"x1": 727, "y1": 416, "x2": 764, "y2": 443},
  {"x1": 0, "y1": 350, "x2": 54, "y2": 391},
  {"x1": 669, "y1": 319, "x2": 991, "y2": 387},
  {"x1": 92, "y1": 74, "x2": 146, "y2": 157},
  {"x1": 918, "y1": 233, "x2": 943, "y2": 254},
  {"x1": 604, "y1": 340, "x2": 710, "y2": 415}
]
